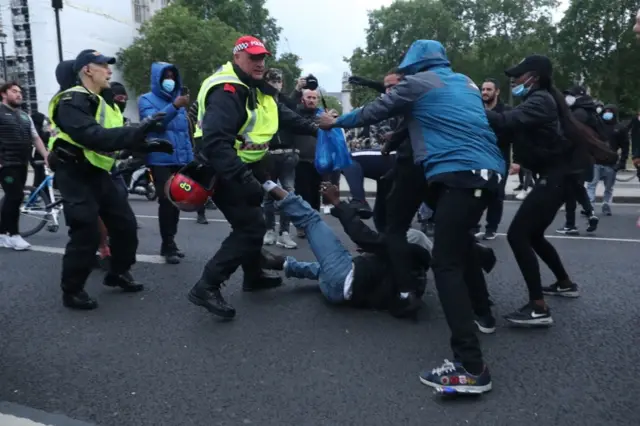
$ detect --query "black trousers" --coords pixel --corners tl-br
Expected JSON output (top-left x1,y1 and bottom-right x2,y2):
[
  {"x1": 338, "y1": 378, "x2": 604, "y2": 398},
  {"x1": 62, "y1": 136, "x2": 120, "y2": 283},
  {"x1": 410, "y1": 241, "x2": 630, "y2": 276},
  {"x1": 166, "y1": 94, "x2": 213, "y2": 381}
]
[
  {"x1": 30, "y1": 150, "x2": 46, "y2": 189},
  {"x1": 508, "y1": 175, "x2": 570, "y2": 301},
  {"x1": 56, "y1": 163, "x2": 138, "y2": 293},
  {"x1": 0, "y1": 164, "x2": 28, "y2": 235},
  {"x1": 375, "y1": 160, "x2": 427, "y2": 293},
  {"x1": 564, "y1": 174, "x2": 593, "y2": 227},
  {"x1": 480, "y1": 165, "x2": 508, "y2": 232},
  {"x1": 201, "y1": 166, "x2": 267, "y2": 285},
  {"x1": 150, "y1": 165, "x2": 182, "y2": 245},
  {"x1": 295, "y1": 162, "x2": 340, "y2": 211},
  {"x1": 431, "y1": 184, "x2": 492, "y2": 373}
]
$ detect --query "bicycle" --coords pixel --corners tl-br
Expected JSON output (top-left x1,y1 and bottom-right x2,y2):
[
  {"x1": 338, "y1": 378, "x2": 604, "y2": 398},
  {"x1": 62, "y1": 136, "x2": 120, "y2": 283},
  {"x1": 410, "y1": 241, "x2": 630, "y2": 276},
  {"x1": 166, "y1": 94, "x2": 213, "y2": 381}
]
[
  {"x1": 0, "y1": 160, "x2": 63, "y2": 237},
  {"x1": 615, "y1": 167, "x2": 640, "y2": 182}
]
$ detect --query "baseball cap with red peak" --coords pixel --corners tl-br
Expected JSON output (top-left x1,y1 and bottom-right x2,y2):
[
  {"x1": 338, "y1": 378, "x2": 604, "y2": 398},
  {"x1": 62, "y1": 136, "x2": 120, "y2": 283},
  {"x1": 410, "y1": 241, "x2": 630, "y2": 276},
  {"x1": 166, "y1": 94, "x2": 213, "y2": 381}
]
[{"x1": 233, "y1": 36, "x2": 271, "y2": 56}]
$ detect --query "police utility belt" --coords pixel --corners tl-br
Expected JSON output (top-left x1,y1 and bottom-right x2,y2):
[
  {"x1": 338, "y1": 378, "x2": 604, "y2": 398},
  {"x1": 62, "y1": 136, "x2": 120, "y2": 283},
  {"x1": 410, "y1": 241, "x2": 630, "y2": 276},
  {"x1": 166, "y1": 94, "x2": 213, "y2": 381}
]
[
  {"x1": 269, "y1": 148, "x2": 299, "y2": 155},
  {"x1": 50, "y1": 140, "x2": 105, "y2": 172}
]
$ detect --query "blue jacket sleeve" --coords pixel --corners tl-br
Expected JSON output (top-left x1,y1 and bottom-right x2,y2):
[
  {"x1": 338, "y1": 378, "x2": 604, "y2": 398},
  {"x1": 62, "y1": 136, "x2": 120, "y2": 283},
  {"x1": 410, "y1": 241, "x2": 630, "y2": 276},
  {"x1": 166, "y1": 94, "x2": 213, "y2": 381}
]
[
  {"x1": 138, "y1": 95, "x2": 179, "y2": 128},
  {"x1": 334, "y1": 76, "x2": 423, "y2": 129}
]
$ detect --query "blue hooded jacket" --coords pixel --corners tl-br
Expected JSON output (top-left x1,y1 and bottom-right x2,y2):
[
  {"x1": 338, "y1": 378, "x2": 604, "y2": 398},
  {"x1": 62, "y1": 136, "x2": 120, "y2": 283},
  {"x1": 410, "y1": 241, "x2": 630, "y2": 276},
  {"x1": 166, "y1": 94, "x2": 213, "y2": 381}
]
[
  {"x1": 336, "y1": 40, "x2": 504, "y2": 179},
  {"x1": 138, "y1": 62, "x2": 193, "y2": 166}
]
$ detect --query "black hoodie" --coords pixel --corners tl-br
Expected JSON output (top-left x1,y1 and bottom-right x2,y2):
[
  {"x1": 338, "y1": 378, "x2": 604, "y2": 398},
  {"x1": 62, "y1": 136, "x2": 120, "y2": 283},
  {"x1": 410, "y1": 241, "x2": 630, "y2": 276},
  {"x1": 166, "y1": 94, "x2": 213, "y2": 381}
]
[
  {"x1": 55, "y1": 60, "x2": 77, "y2": 92},
  {"x1": 601, "y1": 104, "x2": 629, "y2": 167}
]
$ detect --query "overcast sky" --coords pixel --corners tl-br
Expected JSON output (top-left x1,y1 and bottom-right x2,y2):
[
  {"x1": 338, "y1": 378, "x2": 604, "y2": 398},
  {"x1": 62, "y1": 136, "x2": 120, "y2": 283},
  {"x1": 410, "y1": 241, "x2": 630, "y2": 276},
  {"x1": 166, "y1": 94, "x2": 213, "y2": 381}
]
[{"x1": 265, "y1": 0, "x2": 570, "y2": 92}]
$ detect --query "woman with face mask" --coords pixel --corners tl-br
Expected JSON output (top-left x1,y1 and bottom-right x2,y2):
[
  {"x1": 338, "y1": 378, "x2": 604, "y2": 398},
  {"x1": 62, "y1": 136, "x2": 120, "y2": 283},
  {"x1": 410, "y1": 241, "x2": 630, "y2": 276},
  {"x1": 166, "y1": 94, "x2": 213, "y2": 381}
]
[
  {"x1": 138, "y1": 63, "x2": 193, "y2": 264},
  {"x1": 484, "y1": 55, "x2": 604, "y2": 328}
]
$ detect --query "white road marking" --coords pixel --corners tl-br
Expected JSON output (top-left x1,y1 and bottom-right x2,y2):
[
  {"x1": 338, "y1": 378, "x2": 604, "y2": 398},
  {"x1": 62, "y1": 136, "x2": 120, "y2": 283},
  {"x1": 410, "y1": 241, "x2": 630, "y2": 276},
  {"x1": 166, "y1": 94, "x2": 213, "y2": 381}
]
[
  {"x1": 493, "y1": 233, "x2": 640, "y2": 244},
  {"x1": 0, "y1": 413, "x2": 53, "y2": 425},
  {"x1": 29, "y1": 245, "x2": 166, "y2": 264}
]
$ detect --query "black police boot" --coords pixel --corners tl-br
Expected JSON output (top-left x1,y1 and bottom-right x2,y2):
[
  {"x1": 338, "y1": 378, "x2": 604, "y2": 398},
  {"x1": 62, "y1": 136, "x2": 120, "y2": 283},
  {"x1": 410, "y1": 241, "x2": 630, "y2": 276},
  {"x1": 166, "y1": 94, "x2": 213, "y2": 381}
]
[
  {"x1": 161, "y1": 240, "x2": 182, "y2": 264},
  {"x1": 62, "y1": 291, "x2": 98, "y2": 310},
  {"x1": 243, "y1": 269, "x2": 283, "y2": 292},
  {"x1": 260, "y1": 248, "x2": 285, "y2": 270},
  {"x1": 103, "y1": 271, "x2": 144, "y2": 292},
  {"x1": 197, "y1": 213, "x2": 208, "y2": 224},
  {"x1": 188, "y1": 279, "x2": 236, "y2": 319},
  {"x1": 476, "y1": 243, "x2": 497, "y2": 273}
]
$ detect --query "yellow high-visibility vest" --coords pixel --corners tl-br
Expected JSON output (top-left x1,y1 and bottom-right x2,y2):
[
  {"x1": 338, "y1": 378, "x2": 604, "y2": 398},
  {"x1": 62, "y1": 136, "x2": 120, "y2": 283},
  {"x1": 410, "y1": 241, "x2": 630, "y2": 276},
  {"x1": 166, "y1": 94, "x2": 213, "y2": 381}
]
[
  {"x1": 194, "y1": 62, "x2": 278, "y2": 163},
  {"x1": 48, "y1": 85, "x2": 121, "y2": 171}
]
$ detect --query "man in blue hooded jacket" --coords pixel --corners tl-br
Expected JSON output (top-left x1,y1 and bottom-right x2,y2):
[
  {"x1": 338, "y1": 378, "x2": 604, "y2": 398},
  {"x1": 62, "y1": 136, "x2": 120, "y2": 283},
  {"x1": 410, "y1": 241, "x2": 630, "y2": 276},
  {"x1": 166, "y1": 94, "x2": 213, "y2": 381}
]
[
  {"x1": 317, "y1": 40, "x2": 503, "y2": 394},
  {"x1": 139, "y1": 62, "x2": 193, "y2": 264}
]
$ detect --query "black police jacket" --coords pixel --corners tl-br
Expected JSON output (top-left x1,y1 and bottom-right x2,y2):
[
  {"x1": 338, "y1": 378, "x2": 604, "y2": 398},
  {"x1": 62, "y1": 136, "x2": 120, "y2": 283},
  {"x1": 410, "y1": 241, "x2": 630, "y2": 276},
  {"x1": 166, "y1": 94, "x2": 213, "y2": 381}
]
[
  {"x1": 198, "y1": 63, "x2": 318, "y2": 182},
  {"x1": 53, "y1": 90, "x2": 141, "y2": 154},
  {"x1": 330, "y1": 202, "x2": 431, "y2": 311}
]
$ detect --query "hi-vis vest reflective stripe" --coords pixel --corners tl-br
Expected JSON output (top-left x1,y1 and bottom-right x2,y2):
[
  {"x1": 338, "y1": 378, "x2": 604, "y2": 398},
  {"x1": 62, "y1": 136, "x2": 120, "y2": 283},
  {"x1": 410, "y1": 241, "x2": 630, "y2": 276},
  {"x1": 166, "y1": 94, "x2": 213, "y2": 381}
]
[
  {"x1": 194, "y1": 62, "x2": 279, "y2": 163},
  {"x1": 47, "y1": 86, "x2": 119, "y2": 171}
]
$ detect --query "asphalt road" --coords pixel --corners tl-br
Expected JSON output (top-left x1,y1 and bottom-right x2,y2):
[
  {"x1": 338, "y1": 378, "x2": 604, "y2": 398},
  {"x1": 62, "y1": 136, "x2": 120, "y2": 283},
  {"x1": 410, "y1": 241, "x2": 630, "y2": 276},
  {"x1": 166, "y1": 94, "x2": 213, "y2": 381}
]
[{"x1": 1, "y1": 197, "x2": 640, "y2": 426}]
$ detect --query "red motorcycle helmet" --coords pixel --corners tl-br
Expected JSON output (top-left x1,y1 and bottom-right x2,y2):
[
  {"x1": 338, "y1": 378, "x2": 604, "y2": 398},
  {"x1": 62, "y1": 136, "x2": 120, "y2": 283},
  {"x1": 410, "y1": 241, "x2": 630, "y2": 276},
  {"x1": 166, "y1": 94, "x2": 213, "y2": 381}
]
[{"x1": 165, "y1": 162, "x2": 215, "y2": 212}]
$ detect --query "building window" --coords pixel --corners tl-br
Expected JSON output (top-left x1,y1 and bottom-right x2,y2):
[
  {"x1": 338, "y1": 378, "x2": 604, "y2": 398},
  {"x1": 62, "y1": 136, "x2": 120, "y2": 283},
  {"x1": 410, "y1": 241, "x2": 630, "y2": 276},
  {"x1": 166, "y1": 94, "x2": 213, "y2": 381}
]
[
  {"x1": 161, "y1": 0, "x2": 169, "y2": 7},
  {"x1": 133, "y1": 0, "x2": 149, "y2": 23}
]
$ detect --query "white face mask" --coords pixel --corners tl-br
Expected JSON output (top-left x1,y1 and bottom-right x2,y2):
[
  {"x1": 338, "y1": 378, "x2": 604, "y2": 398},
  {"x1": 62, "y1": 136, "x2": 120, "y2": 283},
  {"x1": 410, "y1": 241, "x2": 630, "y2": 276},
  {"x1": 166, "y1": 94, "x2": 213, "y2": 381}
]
[{"x1": 565, "y1": 95, "x2": 576, "y2": 107}]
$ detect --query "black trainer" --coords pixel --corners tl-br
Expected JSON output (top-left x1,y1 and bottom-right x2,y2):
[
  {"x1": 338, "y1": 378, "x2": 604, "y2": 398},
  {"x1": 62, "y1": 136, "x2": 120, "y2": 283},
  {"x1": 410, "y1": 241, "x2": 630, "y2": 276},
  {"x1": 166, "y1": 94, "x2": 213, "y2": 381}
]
[
  {"x1": 62, "y1": 291, "x2": 98, "y2": 310},
  {"x1": 542, "y1": 281, "x2": 579, "y2": 298},
  {"x1": 586, "y1": 215, "x2": 599, "y2": 233},
  {"x1": 260, "y1": 249, "x2": 285, "y2": 270},
  {"x1": 474, "y1": 313, "x2": 496, "y2": 334},
  {"x1": 188, "y1": 280, "x2": 235, "y2": 319},
  {"x1": 556, "y1": 225, "x2": 579, "y2": 235},
  {"x1": 197, "y1": 214, "x2": 208, "y2": 225},
  {"x1": 243, "y1": 270, "x2": 283, "y2": 292},
  {"x1": 504, "y1": 302, "x2": 553, "y2": 327},
  {"x1": 103, "y1": 272, "x2": 144, "y2": 293},
  {"x1": 161, "y1": 243, "x2": 181, "y2": 264},
  {"x1": 389, "y1": 293, "x2": 422, "y2": 320}
]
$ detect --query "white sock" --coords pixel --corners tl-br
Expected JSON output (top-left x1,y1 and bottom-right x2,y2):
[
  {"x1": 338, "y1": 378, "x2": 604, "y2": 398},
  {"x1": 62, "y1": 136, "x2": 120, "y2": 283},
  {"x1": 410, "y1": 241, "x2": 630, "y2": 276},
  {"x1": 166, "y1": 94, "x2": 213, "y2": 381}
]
[
  {"x1": 262, "y1": 180, "x2": 278, "y2": 192},
  {"x1": 400, "y1": 292, "x2": 410, "y2": 299}
]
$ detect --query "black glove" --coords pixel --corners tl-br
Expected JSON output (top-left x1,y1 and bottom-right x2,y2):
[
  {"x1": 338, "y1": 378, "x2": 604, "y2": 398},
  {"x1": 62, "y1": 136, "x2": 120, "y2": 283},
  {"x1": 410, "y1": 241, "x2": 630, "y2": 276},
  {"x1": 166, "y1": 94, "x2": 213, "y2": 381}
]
[
  {"x1": 139, "y1": 138, "x2": 174, "y2": 154},
  {"x1": 239, "y1": 169, "x2": 264, "y2": 205},
  {"x1": 138, "y1": 112, "x2": 166, "y2": 134},
  {"x1": 348, "y1": 76, "x2": 368, "y2": 86}
]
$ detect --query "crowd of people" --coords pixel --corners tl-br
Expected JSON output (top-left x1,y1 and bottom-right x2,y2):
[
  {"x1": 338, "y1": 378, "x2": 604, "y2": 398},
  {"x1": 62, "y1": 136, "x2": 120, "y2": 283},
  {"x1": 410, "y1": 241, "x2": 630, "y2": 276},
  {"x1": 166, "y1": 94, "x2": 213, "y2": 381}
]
[{"x1": 2, "y1": 11, "x2": 640, "y2": 398}]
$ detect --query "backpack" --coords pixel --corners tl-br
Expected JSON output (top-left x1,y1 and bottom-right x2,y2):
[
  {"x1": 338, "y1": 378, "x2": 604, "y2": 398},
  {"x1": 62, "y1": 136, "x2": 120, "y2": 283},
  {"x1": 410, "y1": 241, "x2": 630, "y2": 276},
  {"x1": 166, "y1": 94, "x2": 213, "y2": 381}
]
[{"x1": 581, "y1": 112, "x2": 618, "y2": 166}]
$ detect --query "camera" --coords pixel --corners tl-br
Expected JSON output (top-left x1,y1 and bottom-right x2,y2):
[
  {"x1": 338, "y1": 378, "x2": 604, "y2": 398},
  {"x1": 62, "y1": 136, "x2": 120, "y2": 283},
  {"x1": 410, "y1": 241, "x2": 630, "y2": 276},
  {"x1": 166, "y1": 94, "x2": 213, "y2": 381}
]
[{"x1": 303, "y1": 74, "x2": 319, "y2": 91}]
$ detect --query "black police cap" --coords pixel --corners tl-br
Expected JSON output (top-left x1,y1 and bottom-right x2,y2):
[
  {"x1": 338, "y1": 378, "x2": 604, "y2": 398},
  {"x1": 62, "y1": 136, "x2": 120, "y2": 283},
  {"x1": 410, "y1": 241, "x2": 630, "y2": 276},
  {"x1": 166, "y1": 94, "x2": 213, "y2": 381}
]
[
  {"x1": 73, "y1": 49, "x2": 116, "y2": 73},
  {"x1": 505, "y1": 55, "x2": 552, "y2": 79}
]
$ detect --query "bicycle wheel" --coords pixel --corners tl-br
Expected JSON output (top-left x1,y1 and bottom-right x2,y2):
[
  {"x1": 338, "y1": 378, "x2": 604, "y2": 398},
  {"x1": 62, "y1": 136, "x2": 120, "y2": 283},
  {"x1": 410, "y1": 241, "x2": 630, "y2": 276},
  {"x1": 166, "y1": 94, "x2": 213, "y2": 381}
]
[{"x1": 10, "y1": 185, "x2": 53, "y2": 237}]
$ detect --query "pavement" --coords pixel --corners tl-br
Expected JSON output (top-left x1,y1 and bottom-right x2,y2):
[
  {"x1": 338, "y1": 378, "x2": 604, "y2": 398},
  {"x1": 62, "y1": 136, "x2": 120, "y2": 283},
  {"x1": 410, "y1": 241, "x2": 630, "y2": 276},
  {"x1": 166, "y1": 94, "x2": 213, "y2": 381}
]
[
  {"x1": 345, "y1": 171, "x2": 640, "y2": 202},
  {"x1": 2, "y1": 196, "x2": 640, "y2": 426}
]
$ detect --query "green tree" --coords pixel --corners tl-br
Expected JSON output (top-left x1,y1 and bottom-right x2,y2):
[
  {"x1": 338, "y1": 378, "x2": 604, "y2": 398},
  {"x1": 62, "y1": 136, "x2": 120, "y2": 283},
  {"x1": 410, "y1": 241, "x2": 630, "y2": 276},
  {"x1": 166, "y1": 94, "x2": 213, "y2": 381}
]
[
  {"x1": 177, "y1": 0, "x2": 281, "y2": 55},
  {"x1": 320, "y1": 95, "x2": 343, "y2": 114},
  {"x1": 555, "y1": 0, "x2": 640, "y2": 113},
  {"x1": 117, "y1": 5, "x2": 241, "y2": 97},
  {"x1": 345, "y1": 0, "x2": 469, "y2": 106},
  {"x1": 268, "y1": 52, "x2": 302, "y2": 94}
]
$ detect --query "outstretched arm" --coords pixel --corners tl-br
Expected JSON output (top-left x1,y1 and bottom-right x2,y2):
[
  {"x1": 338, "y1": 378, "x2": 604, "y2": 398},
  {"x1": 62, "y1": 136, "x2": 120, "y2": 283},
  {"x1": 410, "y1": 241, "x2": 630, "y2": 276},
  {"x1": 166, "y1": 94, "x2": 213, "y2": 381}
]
[{"x1": 330, "y1": 202, "x2": 385, "y2": 254}]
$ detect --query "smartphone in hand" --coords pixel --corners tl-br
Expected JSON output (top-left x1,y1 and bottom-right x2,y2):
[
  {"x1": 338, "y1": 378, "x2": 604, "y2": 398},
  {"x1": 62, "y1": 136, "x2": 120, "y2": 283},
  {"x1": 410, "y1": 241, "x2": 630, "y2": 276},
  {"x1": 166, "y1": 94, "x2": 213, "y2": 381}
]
[{"x1": 181, "y1": 86, "x2": 190, "y2": 96}]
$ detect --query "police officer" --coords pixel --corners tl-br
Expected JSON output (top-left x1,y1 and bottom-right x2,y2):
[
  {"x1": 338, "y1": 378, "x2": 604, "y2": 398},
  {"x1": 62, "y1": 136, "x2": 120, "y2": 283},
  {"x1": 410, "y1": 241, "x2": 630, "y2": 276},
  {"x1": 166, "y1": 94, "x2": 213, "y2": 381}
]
[
  {"x1": 188, "y1": 36, "x2": 318, "y2": 319},
  {"x1": 49, "y1": 49, "x2": 172, "y2": 310}
]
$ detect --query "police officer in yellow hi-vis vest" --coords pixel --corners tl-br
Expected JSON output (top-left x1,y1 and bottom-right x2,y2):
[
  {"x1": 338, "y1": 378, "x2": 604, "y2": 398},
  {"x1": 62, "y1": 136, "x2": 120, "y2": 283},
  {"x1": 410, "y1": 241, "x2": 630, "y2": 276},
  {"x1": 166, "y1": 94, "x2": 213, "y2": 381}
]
[
  {"x1": 48, "y1": 49, "x2": 172, "y2": 310},
  {"x1": 186, "y1": 36, "x2": 319, "y2": 319}
]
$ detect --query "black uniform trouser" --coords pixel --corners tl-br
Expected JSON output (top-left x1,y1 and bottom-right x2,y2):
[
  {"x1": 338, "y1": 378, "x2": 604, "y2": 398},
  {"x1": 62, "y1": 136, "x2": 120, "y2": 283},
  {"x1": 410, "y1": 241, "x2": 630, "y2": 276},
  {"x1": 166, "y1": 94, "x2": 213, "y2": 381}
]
[
  {"x1": 200, "y1": 166, "x2": 267, "y2": 285},
  {"x1": 376, "y1": 159, "x2": 428, "y2": 293},
  {"x1": 150, "y1": 165, "x2": 182, "y2": 245},
  {"x1": 56, "y1": 163, "x2": 138, "y2": 293},
  {"x1": 430, "y1": 184, "x2": 492, "y2": 373},
  {"x1": 0, "y1": 164, "x2": 28, "y2": 235},
  {"x1": 30, "y1": 150, "x2": 46, "y2": 189}
]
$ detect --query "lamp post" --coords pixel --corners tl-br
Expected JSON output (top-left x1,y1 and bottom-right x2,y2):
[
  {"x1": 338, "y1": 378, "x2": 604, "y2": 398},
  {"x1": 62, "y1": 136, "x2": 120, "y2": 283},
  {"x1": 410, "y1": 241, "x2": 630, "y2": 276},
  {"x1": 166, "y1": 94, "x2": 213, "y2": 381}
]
[
  {"x1": 52, "y1": 0, "x2": 63, "y2": 62},
  {"x1": 0, "y1": 32, "x2": 7, "y2": 82}
]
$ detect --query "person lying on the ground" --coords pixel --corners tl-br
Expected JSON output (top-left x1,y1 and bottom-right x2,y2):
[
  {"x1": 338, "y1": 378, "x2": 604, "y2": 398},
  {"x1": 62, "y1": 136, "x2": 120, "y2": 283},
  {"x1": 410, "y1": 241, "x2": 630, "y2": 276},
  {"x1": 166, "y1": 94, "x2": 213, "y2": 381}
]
[{"x1": 259, "y1": 180, "x2": 430, "y2": 318}]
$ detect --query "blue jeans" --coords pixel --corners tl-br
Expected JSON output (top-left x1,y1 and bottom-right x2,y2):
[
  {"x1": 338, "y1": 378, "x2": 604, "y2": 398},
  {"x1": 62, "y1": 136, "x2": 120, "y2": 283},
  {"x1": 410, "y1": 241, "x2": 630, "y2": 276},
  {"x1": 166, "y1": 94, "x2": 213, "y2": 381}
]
[
  {"x1": 586, "y1": 165, "x2": 616, "y2": 205},
  {"x1": 276, "y1": 193, "x2": 353, "y2": 303},
  {"x1": 263, "y1": 152, "x2": 297, "y2": 233}
]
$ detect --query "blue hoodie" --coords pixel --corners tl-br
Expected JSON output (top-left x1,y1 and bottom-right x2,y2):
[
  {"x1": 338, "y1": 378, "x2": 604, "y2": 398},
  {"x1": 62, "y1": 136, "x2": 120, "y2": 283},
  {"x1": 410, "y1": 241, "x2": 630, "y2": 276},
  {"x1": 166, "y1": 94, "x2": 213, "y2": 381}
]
[
  {"x1": 138, "y1": 62, "x2": 193, "y2": 166},
  {"x1": 336, "y1": 40, "x2": 504, "y2": 180}
]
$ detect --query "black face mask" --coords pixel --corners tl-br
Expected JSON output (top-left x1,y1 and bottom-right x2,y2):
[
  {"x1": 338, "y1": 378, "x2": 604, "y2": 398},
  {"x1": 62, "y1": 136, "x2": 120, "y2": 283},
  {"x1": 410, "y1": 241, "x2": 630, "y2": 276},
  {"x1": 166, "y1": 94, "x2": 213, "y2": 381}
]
[{"x1": 115, "y1": 101, "x2": 127, "y2": 113}]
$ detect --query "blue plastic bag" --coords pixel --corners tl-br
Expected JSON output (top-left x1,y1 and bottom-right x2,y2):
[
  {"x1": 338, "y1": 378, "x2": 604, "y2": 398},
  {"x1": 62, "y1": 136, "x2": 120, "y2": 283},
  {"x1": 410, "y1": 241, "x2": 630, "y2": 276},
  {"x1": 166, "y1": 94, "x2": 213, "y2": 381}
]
[{"x1": 314, "y1": 128, "x2": 352, "y2": 174}]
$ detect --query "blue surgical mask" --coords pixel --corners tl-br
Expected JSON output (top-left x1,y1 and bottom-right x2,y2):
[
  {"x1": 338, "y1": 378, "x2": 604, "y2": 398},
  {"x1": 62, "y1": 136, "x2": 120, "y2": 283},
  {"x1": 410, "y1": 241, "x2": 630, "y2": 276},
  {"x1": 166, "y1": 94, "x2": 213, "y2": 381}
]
[
  {"x1": 511, "y1": 77, "x2": 533, "y2": 98},
  {"x1": 602, "y1": 112, "x2": 614, "y2": 121},
  {"x1": 161, "y1": 79, "x2": 175, "y2": 93}
]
